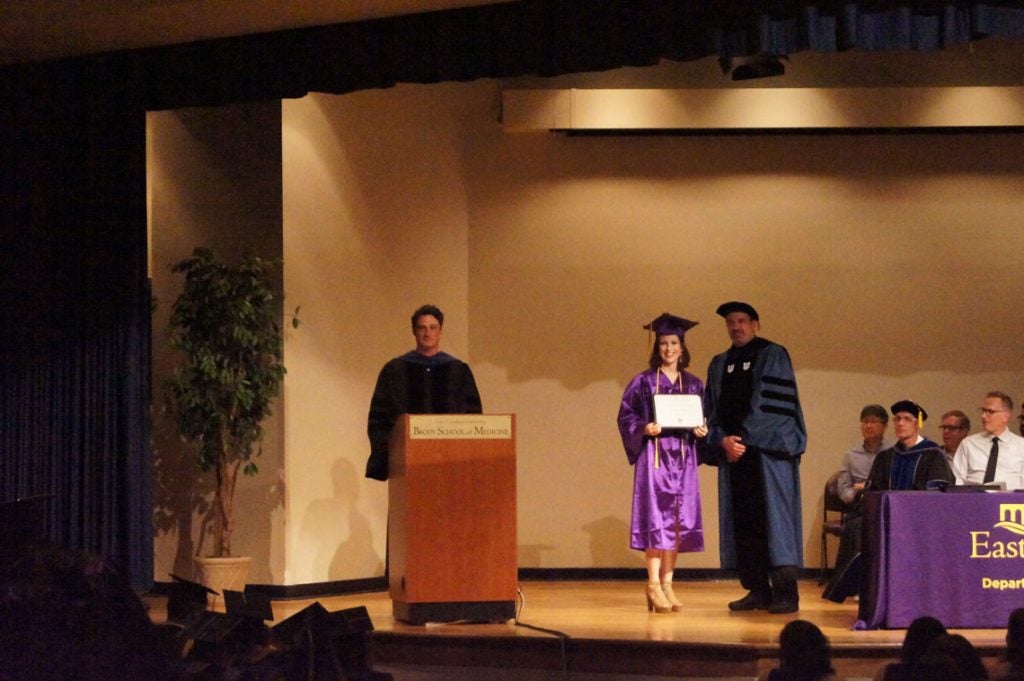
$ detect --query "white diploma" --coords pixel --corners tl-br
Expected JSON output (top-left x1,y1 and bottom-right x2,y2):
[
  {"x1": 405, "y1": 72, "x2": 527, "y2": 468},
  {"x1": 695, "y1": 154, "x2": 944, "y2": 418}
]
[{"x1": 653, "y1": 394, "x2": 704, "y2": 429}]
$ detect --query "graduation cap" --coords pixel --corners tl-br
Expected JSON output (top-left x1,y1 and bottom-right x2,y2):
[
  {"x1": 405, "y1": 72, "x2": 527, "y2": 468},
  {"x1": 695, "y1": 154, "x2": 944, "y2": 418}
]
[
  {"x1": 274, "y1": 602, "x2": 372, "y2": 647},
  {"x1": 715, "y1": 301, "x2": 759, "y2": 321},
  {"x1": 167, "y1": 574, "x2": 217, "y2": 626},
  {"x1": 179, "y1": 610, "x2": 244, "y2": 645},
  {"x1": 643, "y1": 313, "x2": 698, "y2": 339},
  {"x1": 224, "y1": 589, "x2": 274, "y2": 623},
  {"x1": 179, "y1": 598, "x2": 271, "y2": 652},
  {"x1": 273, "y1": 602, "x2": 377, "y2": 677},
  {"x1": 891, "y1": 399, "x2": 928, "y2": 429},
  {"x1": 272, "y1": 602, "x2": 332, "y2": 648}
]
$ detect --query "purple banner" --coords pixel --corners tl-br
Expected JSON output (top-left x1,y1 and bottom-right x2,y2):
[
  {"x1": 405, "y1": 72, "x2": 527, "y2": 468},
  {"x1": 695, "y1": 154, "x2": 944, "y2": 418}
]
[{"x1": 856, "y1": 491, "x2": 1024, "y2": 629}]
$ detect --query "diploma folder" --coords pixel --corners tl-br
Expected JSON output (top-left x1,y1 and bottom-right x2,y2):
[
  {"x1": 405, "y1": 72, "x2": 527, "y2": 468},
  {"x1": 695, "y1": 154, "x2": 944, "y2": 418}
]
[{"x1": 653, "y1": 394, "x2": 704, "y2": 429}]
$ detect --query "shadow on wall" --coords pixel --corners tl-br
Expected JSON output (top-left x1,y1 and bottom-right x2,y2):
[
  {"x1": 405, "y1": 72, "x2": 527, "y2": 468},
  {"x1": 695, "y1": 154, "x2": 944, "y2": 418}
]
[
  {"x1": 583, "y1": 516, "x2": 635, "y2": 567},
  {"x1": 518, "y1": 543, "x2": 558, "y2": 568},
  {"x1": 152, "y1": 404, "x2": 285, "y2": 580},
  {"x1": 299, "y1": 457, "x2": 384, "y2": 582},
  {"x1": 152, "y1": 410, "x2": 209, "y2": 579}
]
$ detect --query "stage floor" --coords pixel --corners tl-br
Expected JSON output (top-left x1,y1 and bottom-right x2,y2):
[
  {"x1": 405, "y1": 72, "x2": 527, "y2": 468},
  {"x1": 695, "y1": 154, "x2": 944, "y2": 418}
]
[{"x1": 148, "y1": 579, "x2": 1011, "y2": 680}]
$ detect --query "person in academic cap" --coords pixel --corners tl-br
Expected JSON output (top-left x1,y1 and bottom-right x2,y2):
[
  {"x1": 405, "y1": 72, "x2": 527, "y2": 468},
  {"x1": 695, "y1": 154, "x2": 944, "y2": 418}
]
[
  {"x1": 365, "y1": 304, "x2": 482, "y2": 481},
  {"x1": 703, "y1": 301, "x2": 807, "y2": 615},
  {"x1": 864, "y1": 401, "x2": 953, "y2": 493},
  {"x1": 823, "y1": 400, "x2": 953, "y2": 603},
  {"x1": 617, "y1": 313, "x2": 707, "y2": 613}
]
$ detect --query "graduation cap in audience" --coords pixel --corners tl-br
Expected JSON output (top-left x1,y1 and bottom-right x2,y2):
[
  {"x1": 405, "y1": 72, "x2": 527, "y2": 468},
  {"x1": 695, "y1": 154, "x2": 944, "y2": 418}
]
[
  {"x1": 891, "y1": 399, "x2": 928, "y2": 429},
  {"x1": 224, "y1": 589, "x2": 274, "y2": 623},
  {"x1": 273, "y1": 602, "x2": 376, "y2": 677},
  {"x1": 715, "y1": 301, "x2": 759, "y2": 321},
  {"x1": 174, "y1": 585, "x2": 272, "y2": 649},
  {"x1": 273, "y1": 602, "x2": 372, "y2": 645},
  {"x1": 179, "y1": 610, "x2": 244, "y2": 644},
  {"x1": 167, "y1": 574, "x2": 217, "y2": 626},
  {"x1": 180, "y1": 599, "x2": 271, "y2": 653},
  {"x1": 643, "y1": 313, "x2": 698, "y2": 339}
]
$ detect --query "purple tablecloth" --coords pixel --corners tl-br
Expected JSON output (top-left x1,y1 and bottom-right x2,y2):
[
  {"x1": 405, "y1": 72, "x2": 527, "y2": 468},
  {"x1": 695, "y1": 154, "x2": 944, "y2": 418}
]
[{"x1": 855, "y1": 490, "x2": 1024, "y2": 630}]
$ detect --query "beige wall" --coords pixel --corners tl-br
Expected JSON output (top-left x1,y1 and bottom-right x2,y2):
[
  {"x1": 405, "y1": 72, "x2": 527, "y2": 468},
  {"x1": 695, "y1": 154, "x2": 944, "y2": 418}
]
[
  {"x1": 280, "y1": 80, "x2": 1024, "y2": 581},
  {"x1": 152, "y1": 52, "x2": 1024, "y2": 585},
  {"x1": 149, "y1": 102, "x2": 285, "y2": 584},
  {"x1": 281, "y1": 88, "x2": 474, "y2": 584}
]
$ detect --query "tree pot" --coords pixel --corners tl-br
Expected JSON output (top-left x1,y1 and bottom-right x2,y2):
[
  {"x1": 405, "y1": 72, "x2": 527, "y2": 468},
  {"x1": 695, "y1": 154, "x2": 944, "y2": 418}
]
[{"x1": 193, "y1": 555, "x2": 252, "y2": 608}]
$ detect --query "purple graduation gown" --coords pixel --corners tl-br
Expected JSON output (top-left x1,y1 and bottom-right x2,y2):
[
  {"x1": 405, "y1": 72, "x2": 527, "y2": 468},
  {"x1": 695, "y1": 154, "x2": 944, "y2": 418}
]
[{"x1": 617, "y1": 369, "x2": 705, "y2": 553}]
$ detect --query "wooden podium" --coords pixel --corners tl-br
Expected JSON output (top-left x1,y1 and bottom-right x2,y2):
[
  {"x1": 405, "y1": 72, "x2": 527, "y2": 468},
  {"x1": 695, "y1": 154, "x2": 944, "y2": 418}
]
[{"x1": 388, "y1": 413, "x2": 517, "y2": 624}]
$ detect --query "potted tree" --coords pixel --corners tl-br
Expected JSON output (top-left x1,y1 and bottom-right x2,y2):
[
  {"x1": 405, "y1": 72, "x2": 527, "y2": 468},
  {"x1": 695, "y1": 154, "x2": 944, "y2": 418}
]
[{"x1": 166, "y1": 246, "x2": 291, "y2": 593}]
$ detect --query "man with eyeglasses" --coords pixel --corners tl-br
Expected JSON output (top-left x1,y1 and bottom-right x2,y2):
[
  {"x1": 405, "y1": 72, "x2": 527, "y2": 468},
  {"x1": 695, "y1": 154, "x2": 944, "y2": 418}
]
[
  {"x1": 865, "y1": 400, "x2": 953, "y2": 493},
  {"x1": 938, "y1": 410, "x2": 971, "y2": 465},
  {"x1": 824, "y1": 400, "x2": 952, "y2": 602},
  {"x1": 951, "y1": 391, "x2": 1024, "y2": 490},
  {"x1": 821, "y1": 404, "x2": 893, "y2": 601},
  {"x1": 836, "y1": 404, "x2": 894, "y2": 505}
]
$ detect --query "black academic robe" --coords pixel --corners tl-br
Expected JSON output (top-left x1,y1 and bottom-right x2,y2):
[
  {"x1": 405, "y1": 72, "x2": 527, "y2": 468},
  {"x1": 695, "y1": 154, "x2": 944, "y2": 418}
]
[
  {"x1": 822, "y1": 438, "x2": 955, "y2": 601},
  {"x1": 704, "y1": 337, "x2": 807, "y2": 569},
  {"x1": 365, "y1": 351, "x2": 482, "y2": 480},
  {"x1": 865, "y1": 439, "x2": 954, "y2": 492}
]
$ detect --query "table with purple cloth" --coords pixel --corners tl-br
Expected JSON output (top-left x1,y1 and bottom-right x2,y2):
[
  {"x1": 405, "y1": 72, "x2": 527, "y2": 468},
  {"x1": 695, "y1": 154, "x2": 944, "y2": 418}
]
[{"x1": 855, "y1": 490, "x2": 1024, "y2": 630}]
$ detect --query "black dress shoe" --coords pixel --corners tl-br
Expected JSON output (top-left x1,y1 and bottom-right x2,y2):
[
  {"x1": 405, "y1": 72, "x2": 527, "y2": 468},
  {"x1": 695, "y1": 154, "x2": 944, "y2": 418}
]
[
  {"x1": 728, "y1": 591, "x2": 771, "y2": 611},
  {"x1": 767, "y1": 599, "x2": 799, "y2": 614}
]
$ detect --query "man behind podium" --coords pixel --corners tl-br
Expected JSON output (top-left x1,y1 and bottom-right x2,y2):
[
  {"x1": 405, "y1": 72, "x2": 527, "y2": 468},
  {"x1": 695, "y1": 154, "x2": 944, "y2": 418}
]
[
  {"x1": 951, "y1": 391, "x2": 1024, "y2": 491},
  {"x1": 365, "y1": 304, "x2": 482, "y2": 481}
]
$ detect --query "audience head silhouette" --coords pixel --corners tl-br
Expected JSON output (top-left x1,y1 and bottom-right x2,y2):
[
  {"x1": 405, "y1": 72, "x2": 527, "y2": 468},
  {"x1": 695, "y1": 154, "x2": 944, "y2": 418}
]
[
  {"x1": 769, "y1": 619, "x2": 834, "y2": 681},
  {"x1": 901, "y1": 615, "x2": 948, "y2": 665}
]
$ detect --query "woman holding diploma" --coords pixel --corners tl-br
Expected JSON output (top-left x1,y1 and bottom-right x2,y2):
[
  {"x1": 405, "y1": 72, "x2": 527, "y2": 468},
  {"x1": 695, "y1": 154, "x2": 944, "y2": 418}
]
[{"x1": 617, "y1": 313, "x2": 707, "y2": 613}]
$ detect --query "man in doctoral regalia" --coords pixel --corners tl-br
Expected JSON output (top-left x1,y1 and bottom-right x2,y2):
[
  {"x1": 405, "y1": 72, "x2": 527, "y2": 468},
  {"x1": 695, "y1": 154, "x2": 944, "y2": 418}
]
[
  {"x1": 824, "y1": 400, "x2": 953, "y2": 602},
  {"x1": 703, "y1": 301, "x2": 807, "y2": 614},
  {"x1": 866, "y1": 400, "x2": 954, "y2": 492},
  {"x1": 365, "y1": 304, "x2": 482, "y2": 481}
]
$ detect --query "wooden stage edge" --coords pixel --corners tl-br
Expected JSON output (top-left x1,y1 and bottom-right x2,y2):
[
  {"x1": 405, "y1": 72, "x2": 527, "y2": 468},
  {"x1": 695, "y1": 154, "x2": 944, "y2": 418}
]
[{"x1": 147, "y1": 579, "x2": 1013, "y2": 679}]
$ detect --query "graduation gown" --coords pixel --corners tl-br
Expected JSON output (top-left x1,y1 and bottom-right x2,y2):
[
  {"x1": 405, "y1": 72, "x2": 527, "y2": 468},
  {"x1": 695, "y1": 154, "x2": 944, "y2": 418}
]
[
  {"x1": 704, "y1": 338, "x2": 807, "y2": 569},
  {"x1": 822, "y1": 438, "x2": 953, "y2": 602},
  {"x1": 865, "y1": 438, "x2": 954, "y2": 492},
  {"x1": 365, "y1": 351, "x2": 482, "y2": 480},
  {"x1": 617, "y1": 368, "x2": 705, "y2": 552}
]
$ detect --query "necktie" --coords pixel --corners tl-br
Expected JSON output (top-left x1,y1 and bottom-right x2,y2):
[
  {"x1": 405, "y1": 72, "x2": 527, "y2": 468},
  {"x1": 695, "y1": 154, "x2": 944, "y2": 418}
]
[{"x1": 983, "y1": 436, "x2": 1000, "y2": 483}]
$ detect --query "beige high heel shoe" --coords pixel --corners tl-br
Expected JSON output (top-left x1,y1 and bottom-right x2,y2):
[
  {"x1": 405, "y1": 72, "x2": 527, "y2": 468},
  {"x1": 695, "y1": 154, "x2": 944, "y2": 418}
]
[
  {"x1": 661, "y1": 582, "x2": 682, "y2": 612},
  {"x1": 646, "y1": 583, "x2": 673, "y2": 613}
]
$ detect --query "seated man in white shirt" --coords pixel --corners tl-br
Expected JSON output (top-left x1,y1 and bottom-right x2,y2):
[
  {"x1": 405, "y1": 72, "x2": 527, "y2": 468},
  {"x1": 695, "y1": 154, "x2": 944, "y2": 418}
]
[{"x1": 952, "y1": 391, "x2": 1024, "y2": 491}]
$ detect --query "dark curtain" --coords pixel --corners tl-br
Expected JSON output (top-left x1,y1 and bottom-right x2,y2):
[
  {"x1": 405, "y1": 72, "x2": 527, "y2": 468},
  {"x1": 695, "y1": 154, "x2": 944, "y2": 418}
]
[
  {"x1": 0, "y1": 60, "x2": 151, "y2": 588},
  {"x1": 125, "y1": 1, "x2": 1024, "y2": 110},
  {"x1": 0, "y1": 1, "x2": 1021, "y2": 591}
]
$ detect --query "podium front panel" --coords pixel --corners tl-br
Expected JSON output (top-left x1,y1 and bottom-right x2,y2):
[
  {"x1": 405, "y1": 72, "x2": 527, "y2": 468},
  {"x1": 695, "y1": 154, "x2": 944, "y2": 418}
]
[{"x1": 388, "y1": 414, "x2": 516, "y2": 623}]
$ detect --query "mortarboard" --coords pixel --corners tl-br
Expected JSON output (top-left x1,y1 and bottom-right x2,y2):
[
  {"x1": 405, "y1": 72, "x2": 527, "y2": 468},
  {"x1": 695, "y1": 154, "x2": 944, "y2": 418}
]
[
  {"x1": 272, "y1": 602, "x2": 377, "y2": 678},
  {"x1": 715, "y1": 301, "x2": 759, "y2": 321},
  {"x1": 224, "y1": 589, "x2": 274, "y2": 623},
  {"x1": 891, "y1": 399, "x2": 928, "y2": 429},
  {"x1": 643, "y1": 312, "x2": 698, "y2": 339},
  {"x1": 167, "y1": 573, "x2": 217, "y2": 626}
]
